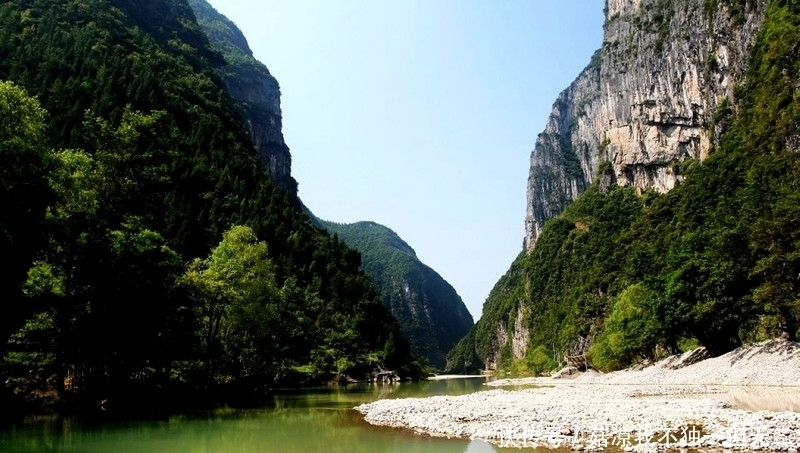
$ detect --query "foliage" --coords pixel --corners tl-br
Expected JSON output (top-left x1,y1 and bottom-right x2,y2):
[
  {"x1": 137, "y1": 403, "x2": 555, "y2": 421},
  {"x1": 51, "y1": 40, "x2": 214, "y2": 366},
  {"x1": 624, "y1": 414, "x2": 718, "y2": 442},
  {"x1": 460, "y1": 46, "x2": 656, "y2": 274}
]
[
  {"x1": 448, "y1": 186, "x2": 644, "y2": 372},
  {"x1": 588, "y1": 283, "x2": 661, "y2": 371},
  {"x1": 450, "y1": 0, "x2": 800, "y2": 372},
  {"x1": 0, "y1": 81, "x2": 52, "y2": 367},
  {"x1": 178, "y1": 225, "x2": 281, "y2": 384},
  {"x1": 0, "y1": 0, "x2": 421, "y2": 413},
  {"x1": 321, "y1": 220, "x2": 473, "y2": 371},
  {"x1": 523, "y1": 345, "x2": 558, "y2": 376}
]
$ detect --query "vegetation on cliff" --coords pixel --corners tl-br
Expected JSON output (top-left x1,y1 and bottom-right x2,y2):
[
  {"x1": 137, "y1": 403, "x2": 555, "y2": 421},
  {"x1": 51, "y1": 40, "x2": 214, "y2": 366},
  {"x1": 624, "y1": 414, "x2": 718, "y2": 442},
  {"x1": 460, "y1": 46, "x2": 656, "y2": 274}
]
[
  {"x1": 321, "y1": 221, "x2": 474, "y2": 370},
  {"x1": 449, "y1": 0, "x2": 800, "y2": 373},
  {"x1": 187, "y1": 0, "x2": 297, "y2": 195},
  {"x1": 0, "y1": 0, "x2": 420, "y2": 415}
]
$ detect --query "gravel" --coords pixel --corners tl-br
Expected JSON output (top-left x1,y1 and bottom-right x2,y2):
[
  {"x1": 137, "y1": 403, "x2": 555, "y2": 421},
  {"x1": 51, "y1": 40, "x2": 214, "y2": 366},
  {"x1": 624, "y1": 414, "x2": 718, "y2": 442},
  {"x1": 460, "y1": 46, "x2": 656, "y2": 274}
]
[{"x1": 356, "y1": 339, "x2": 800, "y2": 451}]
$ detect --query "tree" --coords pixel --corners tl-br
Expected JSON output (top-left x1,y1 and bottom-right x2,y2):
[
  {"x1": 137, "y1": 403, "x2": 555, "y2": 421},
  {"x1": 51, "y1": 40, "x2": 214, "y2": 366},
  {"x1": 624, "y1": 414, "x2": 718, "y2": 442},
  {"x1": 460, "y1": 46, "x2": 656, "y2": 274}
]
[
  {"x1": 178, "y1": 225, "x2": 283, "y2": 385},
  {"x1": 589, "y1": 283, "x2": 661, "y2": 370},
  {"x1": 0, "y1": 81, "x2": 52, "y2": 354}
]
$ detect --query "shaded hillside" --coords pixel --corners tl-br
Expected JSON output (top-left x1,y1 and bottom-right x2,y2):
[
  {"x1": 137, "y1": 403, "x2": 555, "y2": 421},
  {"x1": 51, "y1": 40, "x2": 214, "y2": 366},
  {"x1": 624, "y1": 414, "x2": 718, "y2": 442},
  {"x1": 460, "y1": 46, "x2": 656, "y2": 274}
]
[
  {"x1": 322, "y1": 221, "x2": 473, "y2": 370},
  {"x1": 0, "y1": 0, "x2": 419, "y2": 414}
]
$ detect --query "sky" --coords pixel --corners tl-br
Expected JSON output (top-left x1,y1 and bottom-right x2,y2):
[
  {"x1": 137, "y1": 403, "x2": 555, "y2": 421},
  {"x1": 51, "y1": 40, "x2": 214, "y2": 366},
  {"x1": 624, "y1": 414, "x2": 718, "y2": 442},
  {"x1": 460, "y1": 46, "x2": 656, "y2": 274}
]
[{"x1": 206, "y1": 0, "x2": 605, "y2": 321}]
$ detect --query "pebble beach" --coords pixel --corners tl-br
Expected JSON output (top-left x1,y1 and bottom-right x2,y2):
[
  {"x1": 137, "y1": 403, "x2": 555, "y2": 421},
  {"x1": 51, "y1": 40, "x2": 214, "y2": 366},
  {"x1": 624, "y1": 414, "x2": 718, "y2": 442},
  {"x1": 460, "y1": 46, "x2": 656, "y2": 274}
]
[{"x1": 356, "y1": 339, "x2": 800, "y2": 451}]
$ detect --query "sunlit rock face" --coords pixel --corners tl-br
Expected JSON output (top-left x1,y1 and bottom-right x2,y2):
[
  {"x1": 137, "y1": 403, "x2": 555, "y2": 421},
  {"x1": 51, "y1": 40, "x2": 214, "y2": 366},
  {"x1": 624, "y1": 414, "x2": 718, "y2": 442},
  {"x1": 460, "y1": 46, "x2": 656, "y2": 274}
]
[{"x1": 524, "y1": 0, "x2": 767, "y2": 252}]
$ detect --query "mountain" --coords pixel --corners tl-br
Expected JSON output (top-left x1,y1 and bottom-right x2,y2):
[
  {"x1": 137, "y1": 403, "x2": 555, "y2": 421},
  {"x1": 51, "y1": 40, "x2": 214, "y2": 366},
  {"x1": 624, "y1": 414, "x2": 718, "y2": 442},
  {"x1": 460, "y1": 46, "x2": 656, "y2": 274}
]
[
  {"x1": 524, "y1": 0, "x2": 767, "y2": 251},
  {"x1": 448, "y1": 0, "x2": 800, "y2": 373},
  {"x1": 320, "y1": 221, "x2": 474, "y2": 370},
  {"x1": 0, "y1": 0, "x2": 420, "y2": 413},
  {"x1": 183, "y1": 0, "x2": 474, "y2": 371},
  {"x1": 187, "y1": 0, "x2": 296, "y2": 195}
]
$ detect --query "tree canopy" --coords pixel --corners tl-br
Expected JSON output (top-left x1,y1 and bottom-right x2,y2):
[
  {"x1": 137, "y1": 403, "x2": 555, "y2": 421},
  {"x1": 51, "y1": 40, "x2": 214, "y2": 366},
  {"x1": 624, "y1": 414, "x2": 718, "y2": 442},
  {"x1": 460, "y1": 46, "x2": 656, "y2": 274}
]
[{"x1": 0, "y1": 0, "x2": 421, "y2": 415}]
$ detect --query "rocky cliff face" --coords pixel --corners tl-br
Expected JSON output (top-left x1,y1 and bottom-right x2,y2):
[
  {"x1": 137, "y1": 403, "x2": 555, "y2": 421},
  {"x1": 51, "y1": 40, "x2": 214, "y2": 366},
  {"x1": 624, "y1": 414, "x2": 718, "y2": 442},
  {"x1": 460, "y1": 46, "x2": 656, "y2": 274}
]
[
  {"x1": 525, "y1": 0, "x2": 767, "y2": 251},
  {"x1": 188, "y1": 0, "x2": 297, "y2": 195}
]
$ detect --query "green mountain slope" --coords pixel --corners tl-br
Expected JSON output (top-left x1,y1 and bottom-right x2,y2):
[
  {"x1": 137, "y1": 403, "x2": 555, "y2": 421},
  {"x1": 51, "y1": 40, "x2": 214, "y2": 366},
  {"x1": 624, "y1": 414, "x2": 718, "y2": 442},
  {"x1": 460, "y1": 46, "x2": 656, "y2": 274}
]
[
  {"x1": 0, "y1": 0, "x2": 419, "y2": 414},
  {"x1": 321, "y1": 221, "x2": 474, "y2": 370},
  {"x1": 448, "y1": 0, "x2": 800, "y2": 374},
  {"x1": 186, "y1": 0, "x2": 475, "y2": 370}
]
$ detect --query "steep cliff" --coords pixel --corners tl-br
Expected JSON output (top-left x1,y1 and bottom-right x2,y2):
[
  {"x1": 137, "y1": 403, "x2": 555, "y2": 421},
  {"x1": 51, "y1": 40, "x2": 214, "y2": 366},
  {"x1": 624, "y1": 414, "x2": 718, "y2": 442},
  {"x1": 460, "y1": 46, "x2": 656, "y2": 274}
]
[
  {"x1": 525, "y1": 0, "x2": 766, "y2": 250},
  {"x1": 448, "y1": 0, "x2": 800, "y2": 373},
  {"x1": 188, "y1": 0, "x2": 297, "y2": 195},
  {"x1": 321, "y1": 221, "x2": 474, "y2": 370}
]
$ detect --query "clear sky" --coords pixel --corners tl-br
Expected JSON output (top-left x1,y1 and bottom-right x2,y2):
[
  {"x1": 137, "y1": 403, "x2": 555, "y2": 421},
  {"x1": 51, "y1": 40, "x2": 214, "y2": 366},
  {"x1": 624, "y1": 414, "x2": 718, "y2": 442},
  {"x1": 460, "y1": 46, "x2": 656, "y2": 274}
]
[{"x1": 206, "y1": 0, "x2": 605, "y2": 321}]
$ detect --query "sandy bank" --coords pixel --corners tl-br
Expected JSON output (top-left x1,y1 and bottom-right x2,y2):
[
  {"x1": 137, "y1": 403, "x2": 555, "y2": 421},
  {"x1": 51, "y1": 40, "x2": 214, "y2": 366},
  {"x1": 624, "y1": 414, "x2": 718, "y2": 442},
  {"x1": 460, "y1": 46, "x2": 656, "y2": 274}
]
[{"x1": 356, "y1": 339, "x2": 800, "y2": 451}]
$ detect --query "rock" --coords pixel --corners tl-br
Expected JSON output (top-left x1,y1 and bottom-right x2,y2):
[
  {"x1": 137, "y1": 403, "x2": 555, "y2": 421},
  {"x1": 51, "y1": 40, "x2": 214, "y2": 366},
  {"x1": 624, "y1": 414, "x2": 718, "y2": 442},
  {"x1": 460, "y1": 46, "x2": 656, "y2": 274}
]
[
  {"x1": 188, "y1": 0, "x2": 296, "y2": 195},
  {"x1": 554, "y1": 366, "x2": 580, "y2": 379},
  {"x1": 524, "y1": 0, "x2": 768, "y2": 252},
  {"x1": 357, "y1": 340, "x2": 800, "y2": 451}
]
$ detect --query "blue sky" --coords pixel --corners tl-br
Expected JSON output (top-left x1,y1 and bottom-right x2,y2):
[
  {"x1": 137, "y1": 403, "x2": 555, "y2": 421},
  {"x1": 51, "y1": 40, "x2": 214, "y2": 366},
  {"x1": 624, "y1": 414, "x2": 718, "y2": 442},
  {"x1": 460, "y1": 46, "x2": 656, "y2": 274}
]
[{"x1": 206, "y1": 0, "x2": 605, "y2": 320}]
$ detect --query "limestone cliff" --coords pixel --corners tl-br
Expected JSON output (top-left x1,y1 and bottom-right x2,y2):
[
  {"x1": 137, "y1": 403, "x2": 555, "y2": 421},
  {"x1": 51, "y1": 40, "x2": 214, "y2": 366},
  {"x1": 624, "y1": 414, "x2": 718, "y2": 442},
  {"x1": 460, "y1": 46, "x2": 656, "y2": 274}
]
[
  {"x1": 525, "y1": 0, "x2": 766, "y2": 251},
  {"x1": 188, "y1": 0, "x2": 297, "y2": 195},
  {"x1": 447, "y1": 0, "x2": 775, "y2": 374}
]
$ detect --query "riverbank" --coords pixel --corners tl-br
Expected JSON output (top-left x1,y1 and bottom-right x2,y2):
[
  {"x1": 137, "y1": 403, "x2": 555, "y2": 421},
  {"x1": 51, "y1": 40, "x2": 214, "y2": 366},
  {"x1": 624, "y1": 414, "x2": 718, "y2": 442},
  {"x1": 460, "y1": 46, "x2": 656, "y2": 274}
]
[
  {"x1": 427, "y1": 374, "x2": 489, "y2": 380},
  {"x1": 356, "y1": 339, "x2": 800, "y2": 451}
]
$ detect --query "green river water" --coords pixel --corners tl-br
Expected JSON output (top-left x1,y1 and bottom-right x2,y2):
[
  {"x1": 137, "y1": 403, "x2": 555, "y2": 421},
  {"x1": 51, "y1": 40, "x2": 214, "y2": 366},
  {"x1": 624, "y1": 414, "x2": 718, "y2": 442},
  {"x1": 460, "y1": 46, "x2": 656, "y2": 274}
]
[{"x1": 0, "y1": 377, "x2": 543, "y2": 453}]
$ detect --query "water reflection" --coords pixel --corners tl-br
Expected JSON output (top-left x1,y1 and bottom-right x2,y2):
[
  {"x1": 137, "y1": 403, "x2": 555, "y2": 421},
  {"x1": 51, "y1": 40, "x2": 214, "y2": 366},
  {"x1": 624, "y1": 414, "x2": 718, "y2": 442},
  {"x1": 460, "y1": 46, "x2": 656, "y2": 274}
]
[
  {"x1": 722, "y1": 386, "x2": 800, "y2": 412},
  {"x1": 0, "y1": 377, "x2": 545, "y2": 453},
  {"x1": 464, "y1": 439, "x2": 497, "y2": 452}
]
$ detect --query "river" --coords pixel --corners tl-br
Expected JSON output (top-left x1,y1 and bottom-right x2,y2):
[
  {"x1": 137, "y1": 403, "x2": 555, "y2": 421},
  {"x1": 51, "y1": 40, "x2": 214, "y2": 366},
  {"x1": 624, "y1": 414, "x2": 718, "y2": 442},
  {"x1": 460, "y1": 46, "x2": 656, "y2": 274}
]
[{"x1": 0, "y1": 377, "x2": 543, "y2": 453}]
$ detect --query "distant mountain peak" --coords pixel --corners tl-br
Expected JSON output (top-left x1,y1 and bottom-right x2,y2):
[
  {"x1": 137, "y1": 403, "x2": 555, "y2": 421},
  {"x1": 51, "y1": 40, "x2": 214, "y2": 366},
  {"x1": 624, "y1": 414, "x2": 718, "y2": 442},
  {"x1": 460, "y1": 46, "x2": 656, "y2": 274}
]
[{"x1": 321, "y1": 219, "x2": 473, "y2": 369}]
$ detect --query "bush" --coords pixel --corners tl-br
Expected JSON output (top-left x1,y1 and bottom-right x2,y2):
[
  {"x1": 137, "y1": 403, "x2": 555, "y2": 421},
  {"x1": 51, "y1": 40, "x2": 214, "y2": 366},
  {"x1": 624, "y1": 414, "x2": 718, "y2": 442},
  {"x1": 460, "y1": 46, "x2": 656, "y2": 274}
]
[
  {"x1": 525, "y1": 345, "x2": 558, "y2": 375},
  {"x1": 588, "y1": 284, "x2": 660, "y2": 371}
]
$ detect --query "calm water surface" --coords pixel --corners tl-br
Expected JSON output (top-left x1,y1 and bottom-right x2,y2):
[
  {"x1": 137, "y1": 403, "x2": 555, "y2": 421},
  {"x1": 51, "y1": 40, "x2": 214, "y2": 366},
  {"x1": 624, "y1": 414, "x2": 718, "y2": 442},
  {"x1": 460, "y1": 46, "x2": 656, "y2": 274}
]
[{"x1": 0, "y1": 377, "x2": 544, "y2": 453}]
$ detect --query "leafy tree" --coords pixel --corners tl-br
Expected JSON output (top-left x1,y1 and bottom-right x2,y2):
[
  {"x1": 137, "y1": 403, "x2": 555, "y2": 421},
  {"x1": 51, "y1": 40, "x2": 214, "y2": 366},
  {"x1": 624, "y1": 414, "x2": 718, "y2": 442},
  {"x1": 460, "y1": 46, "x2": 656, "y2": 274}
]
[
  {"x1": 179, "y1": 225, "x2": 282, "y2": 384},
  {"x1": 0, "y1": 81, "x2": 52, "y2": 358},
  {"x1": 589, "y1": 283, "x2": 661, "y2": 370}
]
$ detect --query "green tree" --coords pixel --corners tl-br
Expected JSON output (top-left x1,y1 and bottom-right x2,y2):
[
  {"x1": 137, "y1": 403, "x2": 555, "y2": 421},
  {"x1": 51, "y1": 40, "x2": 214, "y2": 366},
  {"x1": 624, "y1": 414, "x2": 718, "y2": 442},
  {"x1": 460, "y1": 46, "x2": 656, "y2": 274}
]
[
  {"x1": 588, "y1": 283, "x2": 661, "y2": 370},
  {"x1": 179, "y1": 225, "x2": 283, "y2": 385},
  {"x1": 0, "y1": 81, "x2": 52, "y2": 357}
]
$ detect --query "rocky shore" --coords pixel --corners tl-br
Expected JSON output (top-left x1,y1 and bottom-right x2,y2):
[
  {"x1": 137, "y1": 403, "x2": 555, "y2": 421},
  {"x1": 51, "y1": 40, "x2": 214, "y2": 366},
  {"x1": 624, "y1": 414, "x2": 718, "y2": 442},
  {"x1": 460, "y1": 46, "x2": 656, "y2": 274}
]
[{"x1": 356, "y1": 339, "x2": 800, "y2": 451}]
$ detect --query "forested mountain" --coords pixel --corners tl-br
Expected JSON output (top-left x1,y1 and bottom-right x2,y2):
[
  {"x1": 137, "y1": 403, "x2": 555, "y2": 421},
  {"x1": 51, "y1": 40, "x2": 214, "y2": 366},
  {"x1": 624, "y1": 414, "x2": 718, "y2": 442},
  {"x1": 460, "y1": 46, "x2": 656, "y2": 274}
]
[
  {"x1": 184, "y1": 0, "x2": 474, "y2": 372},
  {"x1": 320, "y1": 221, "x2": 474, "y2": 370},
  {"x1": 187, "y1": 0, "x2": 296, "y2": 195},
  {"x1": 0, "y1": 0, "x2": 420, "y2": 415},
  {"x1": 448, "y1": 0, "x2": 800, "y2": 374}
]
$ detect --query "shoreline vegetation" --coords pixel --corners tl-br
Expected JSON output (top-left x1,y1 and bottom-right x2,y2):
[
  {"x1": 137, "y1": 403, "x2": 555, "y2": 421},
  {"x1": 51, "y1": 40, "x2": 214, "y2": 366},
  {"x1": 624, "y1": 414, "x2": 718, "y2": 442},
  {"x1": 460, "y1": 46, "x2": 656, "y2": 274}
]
[
  {"x1": 0, "y1": 0, "x2": 425, "y2": 417},
  {"x1": 357, "y1": 338, "x2": 800, "y2": 451}
]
